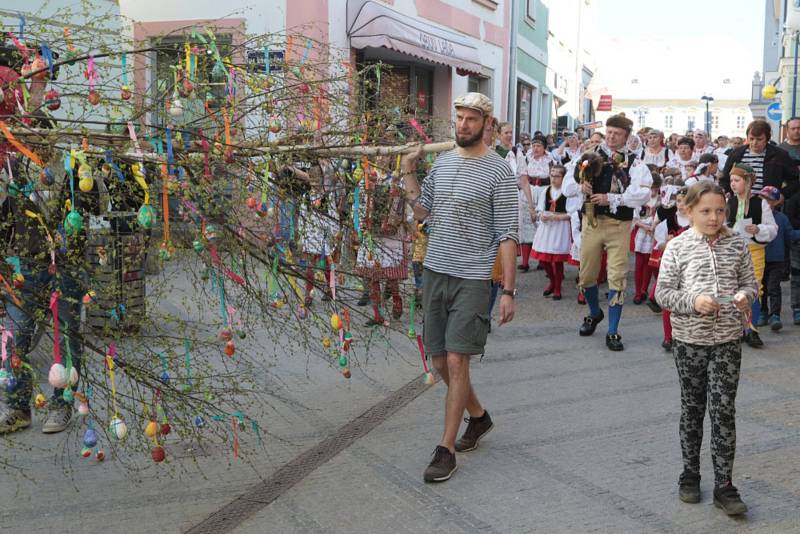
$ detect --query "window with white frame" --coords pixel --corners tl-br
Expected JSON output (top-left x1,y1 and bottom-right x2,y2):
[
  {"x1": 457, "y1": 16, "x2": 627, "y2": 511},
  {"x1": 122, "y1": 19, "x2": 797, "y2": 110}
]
[
  {"x1": 713, "y1": 115, "x2": 719, "y2": 130},
  {"x1": 664, "y1": 115, "x2": 673, "y2": 129},
  {"x1": 736, "y1": 116, "x2": 745, "y2": 129},
  {"x1": 687, "y1": 116, "x2": 696, "y2": 131}
]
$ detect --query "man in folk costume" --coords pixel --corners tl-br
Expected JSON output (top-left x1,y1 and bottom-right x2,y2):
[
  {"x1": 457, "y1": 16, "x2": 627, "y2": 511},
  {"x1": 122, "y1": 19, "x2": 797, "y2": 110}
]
[{"x1": 563, "y1": 114, "x2": 653, "y2": 351}]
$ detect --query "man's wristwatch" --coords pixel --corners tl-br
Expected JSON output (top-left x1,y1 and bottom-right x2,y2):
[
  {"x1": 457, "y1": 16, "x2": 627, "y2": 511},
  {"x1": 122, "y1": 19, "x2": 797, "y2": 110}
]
[{"x1": 502, "y1": 288, "x2": 517, "y2": 299}]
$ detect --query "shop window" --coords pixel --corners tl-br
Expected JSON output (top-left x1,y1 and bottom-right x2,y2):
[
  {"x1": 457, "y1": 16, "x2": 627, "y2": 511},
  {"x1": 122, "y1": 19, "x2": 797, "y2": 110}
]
[
  {"x1": 149, "y1": 34, "x2": 233, "y2": 129},
  {"x1": 360, "y1": 61, "x2": 433, "y2": 140}
]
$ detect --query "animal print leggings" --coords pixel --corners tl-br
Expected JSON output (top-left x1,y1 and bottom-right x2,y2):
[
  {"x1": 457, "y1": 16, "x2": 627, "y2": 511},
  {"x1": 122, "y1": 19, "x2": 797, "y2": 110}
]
[{"x1": 673, "y1": 339, "x2": 741, "y2": 487}]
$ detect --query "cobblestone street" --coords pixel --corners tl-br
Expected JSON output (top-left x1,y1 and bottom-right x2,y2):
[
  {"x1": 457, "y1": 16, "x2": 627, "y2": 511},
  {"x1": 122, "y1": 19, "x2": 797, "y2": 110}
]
[{"x1": 228, "y1": 264, "x2": 800, "y2": 534}]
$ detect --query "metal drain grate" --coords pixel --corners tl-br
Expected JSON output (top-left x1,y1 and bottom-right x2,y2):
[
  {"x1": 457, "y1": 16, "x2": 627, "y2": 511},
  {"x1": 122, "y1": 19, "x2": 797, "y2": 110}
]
[{"x1": 185, "y1": 373, "x2": 431, "y2": 533}]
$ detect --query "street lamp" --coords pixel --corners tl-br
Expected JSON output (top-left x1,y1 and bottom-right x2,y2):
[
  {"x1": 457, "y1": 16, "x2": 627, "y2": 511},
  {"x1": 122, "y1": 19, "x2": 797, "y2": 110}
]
[{"x1": 701, "y1": 95, "x2": 714, "y2": 135}]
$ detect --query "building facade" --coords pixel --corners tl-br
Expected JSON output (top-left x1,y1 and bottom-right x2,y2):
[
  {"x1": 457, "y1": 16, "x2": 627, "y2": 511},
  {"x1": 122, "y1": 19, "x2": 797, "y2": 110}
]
[
  {"x1": 509, "y1": 0, "x2": 550, "y2": 140},
  {"x1": 750, "y1": 0, "x2": 785, "y2": 136},
  {"x1": 120, "y1": 0, "x2": 511, "y2": 140},
  {"x1": 598, "y1": 99, "x2": 753, "y2": 139}
]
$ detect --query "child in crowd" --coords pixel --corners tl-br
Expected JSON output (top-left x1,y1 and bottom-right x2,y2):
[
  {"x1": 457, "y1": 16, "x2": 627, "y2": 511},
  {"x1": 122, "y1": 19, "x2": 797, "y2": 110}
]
[
  {"x1": 632, "y1": 174, "x2": 662, "y2": 304},
  {"x1": 727, "y1": 164, "x2": 778, "y2": 347},
  {"x1": 531, "y1": 165, "x2": 571, "y2": 300},
  {"x1": 685, "y1": 153, "x2": 719, "y2": 187},
  {"x1": 652, "y1": 186, "x2": 691, "y2": 351},
  {"x1": 756, "y1": 187, "x2": 798, "y2": 331},
  {"x1": 644, "y1": 175, "x2": 686, "y2": 314},
  {"x1": 655, "y1": 180, "x2": 757, "y2": 516}
]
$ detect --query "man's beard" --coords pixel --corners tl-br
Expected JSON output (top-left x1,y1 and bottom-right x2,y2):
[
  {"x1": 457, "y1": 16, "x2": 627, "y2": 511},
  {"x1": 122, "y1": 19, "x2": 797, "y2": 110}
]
[{"x1": 456, "y1": 129, "x2": 484, "y2": 148}]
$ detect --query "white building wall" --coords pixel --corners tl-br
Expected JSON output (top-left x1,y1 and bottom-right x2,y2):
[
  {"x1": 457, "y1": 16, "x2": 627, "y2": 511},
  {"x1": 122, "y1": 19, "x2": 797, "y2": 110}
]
[
  {"x1": 541, "y1": 0, "x2": 598, "y2": 129},
  {"x1": 597, "y1": 101, "x2": 753, "y2": 138}
]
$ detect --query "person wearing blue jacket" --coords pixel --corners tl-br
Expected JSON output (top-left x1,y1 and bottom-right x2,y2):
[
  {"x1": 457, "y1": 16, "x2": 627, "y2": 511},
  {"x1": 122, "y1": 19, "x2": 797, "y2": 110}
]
[{"x1": 758, "y1": 187, "x2": 800, "y2": 331}]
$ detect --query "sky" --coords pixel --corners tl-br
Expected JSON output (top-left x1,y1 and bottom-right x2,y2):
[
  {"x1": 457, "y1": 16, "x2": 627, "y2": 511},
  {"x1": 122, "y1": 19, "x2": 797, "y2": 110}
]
[{"x1": 590, "y1": 0, "x2": 766, "y2": 101}]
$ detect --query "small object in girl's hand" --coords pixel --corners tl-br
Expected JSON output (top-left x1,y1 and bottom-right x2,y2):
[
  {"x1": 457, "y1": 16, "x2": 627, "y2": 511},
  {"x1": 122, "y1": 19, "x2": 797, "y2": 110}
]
[{"x1": 714, "y1": 295, "x2": 734, "y2": 304}]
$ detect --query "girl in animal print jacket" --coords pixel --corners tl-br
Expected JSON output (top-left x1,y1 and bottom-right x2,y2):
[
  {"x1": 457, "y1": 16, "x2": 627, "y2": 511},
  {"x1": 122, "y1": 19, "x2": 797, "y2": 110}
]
[{"x1": 655, "y1": 181, "x2": 758, "y2": 516}]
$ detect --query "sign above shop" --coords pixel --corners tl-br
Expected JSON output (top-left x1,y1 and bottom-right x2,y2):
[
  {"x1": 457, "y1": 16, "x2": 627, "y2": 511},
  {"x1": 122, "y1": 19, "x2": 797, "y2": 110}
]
[{"x1": 597, "y1": 95, "x2": 613, "y2": 112}]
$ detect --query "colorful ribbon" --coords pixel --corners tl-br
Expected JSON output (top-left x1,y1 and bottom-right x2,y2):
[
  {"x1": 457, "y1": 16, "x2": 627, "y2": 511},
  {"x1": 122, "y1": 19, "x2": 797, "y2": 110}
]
[
  {"x1": 0, "y1": 121, "x2": 43, "y2": 166},
  {"x1": 50, "y1": 292, "x2": 61, "y2": 364}
]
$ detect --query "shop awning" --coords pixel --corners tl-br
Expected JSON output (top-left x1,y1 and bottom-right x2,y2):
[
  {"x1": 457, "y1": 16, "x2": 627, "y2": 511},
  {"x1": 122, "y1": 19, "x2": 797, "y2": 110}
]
[{"x1": 346, "y1": 0, "x2": 482, "y2": 76}]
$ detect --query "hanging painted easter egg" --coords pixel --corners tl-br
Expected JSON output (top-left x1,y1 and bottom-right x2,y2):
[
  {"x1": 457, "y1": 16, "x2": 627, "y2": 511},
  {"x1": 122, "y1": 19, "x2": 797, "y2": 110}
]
[
  {"x1": 64, "y1": 210, "x2": 83, "y2": 236},
  {"x1": 45, "y1": 89, "x2": 61, "y2": 111},
  {"x1": 341, "y1": 367, "x2": 351, "y2": 379},
  {"x1": 10, "y1": 354, "x2": 21, "y2": 369},
  {"x1": 78, "y1": 402, "x2": 89, "y2": 416},
  {"x1": 81, "y1": 447, "x2": 92, "y2": 458},
  {"x1": 322, "y1": 337, "x2": 331, "y2": 349},
  {"x1": 159, "y1": 371, "x2": 170, "y2": 384},
  {"x1": 151, "y1": 446, "x2": 166, "y2": 463},
  {"x1": 182, "y1": 77, "x2": 194, "y2": 95},
  {"x1": 34, "y1": 393, "x2": 47, "y2": 409},
  {"x1": 96, "y1": 449, "x2": 105, "y2": 461},
  {"x1": 169, "y1": 97, "x2": 184, "y2": 117},
  {"x1": 12, "y1": 273, "x2": 24, "y2": 289},
  {"x1": 338, "y1": 355, "x2": 348, "y2": 367},
  {"x1": 194, "y1": 415, "x2": 205, "y2": 428},
  {"x1": 330, "y1": 313, "x2": 342, "y2": 331},
  {"x1": 268, "y1": 117, "x2": 282, "y2": 134},
  {"x1": 40, "y1": 168, "x2": 54, "y2": 186},
  {"x1": 0, "y1": 369, "x2": 9, "y2": 388},
  {"x1": 62, "y1": 389, "x2": 74, "y2": 402},
  {"x1": 108, "y1": 416, "x2": 128, "y2": 440},
  {"x1": 87, "y1": 90, "x2": 101, "y2": 105},
  {"x1": 297, "y1": 306, "x2": 308, "y2": 320},
  {"x1": 224, "y1": 340, "x2": 236, "y2": 357},
  {"x1": 48, "y1": 363, "x2": 68, "y2": 388},
  {"x1": 137, "y1": 204, "x2": 155, "y2": 228},
  {"x1": 246, "y1": 196, "x2": 257, "y2": 209},
  {"x1": 121, "y1": 85, "x2": 132, "y2": 100},
  {"x1": 83, "y1": 428, "x2": 98, "y2": 448},
  {"x1": 192, "y1": 240, "x2": 205, "y2": 252},
  {"x1": 145, "y1": 421, "x2": 158, "y2": 438},
  {"x1": 78, "y1": 164, "x2": 94, "y2": 192},
  {"x1": 424, "y1": 371, "x2": 436, "y2": 385},
  {"x1": 160, "y1": 423, "x2": 171, "y2": 436},
  {"x1": 204, "y1": 224, "x2": 219, "y2": 243},
  {"x1": 219, "y1": 328, "x2": 233, "y2": 342},
  {"x1": 5, "y1": 374, "x2": 17, "y2": 392}
]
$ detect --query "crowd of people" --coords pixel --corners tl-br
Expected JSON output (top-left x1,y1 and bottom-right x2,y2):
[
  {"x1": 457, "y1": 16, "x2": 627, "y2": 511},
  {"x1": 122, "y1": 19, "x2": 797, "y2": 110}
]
[
  {"x1": 410, "y1": 93, "x2": 800, "y2": 519},
  {"x1": 486, "y1": 114, "x2": 800, "y2": 351}
]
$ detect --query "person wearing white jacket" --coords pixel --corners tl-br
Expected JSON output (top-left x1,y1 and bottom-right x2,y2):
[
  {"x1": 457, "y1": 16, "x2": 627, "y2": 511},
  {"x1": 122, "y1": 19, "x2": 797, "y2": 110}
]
[
  {"x1": 727, "y1": 164, "x2": 778, "y2": 347},
  {"x1": 562, "y1": 114, "x2": 653, "y2": 351}
]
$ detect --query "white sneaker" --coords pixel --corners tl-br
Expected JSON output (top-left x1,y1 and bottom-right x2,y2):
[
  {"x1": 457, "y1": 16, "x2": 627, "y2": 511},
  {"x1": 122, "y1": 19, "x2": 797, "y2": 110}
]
[{"x1": 42, "y1": 404, "x2": 73, "y2": 434}]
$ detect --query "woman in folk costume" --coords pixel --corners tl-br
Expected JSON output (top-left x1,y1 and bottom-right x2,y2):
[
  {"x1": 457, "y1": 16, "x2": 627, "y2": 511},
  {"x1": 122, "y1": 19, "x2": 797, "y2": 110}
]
[
  {"x1": 626, "y1": 132, "x2": 644, "y2": 160},
  {"x1": 553, "y1": 132, "x2": 583, "y2": 165},
  {"x1": 355, "y1": 155, "x2": 410, "y2": 326},
  {"x1": 298, "y1": 163, "x2": 339, "y2": 306},
  {"x1": 642, "y1": 129, "x2": 671, "y2": 170},
  {"x1": 727, "y1": 164, "x2": 778, "y2": 348},
  {"x1": 531, "y1": 165, "x2": 572, "y2": 300},
  {"x1": 631, "y1": 173, "x2": 662, "y2": 305},
  {"x1": 518, "y1": 137, "x2": 553, "y2": 271},
  {"x1": 495, "y1": 121, "x2": 526, "y2": 173}
]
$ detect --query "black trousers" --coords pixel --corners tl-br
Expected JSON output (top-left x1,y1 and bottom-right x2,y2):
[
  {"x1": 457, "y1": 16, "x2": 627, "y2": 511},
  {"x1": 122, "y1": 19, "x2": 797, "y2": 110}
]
[{"x1": 761, "y1": 261, "x2": 787, "y2": 318}]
